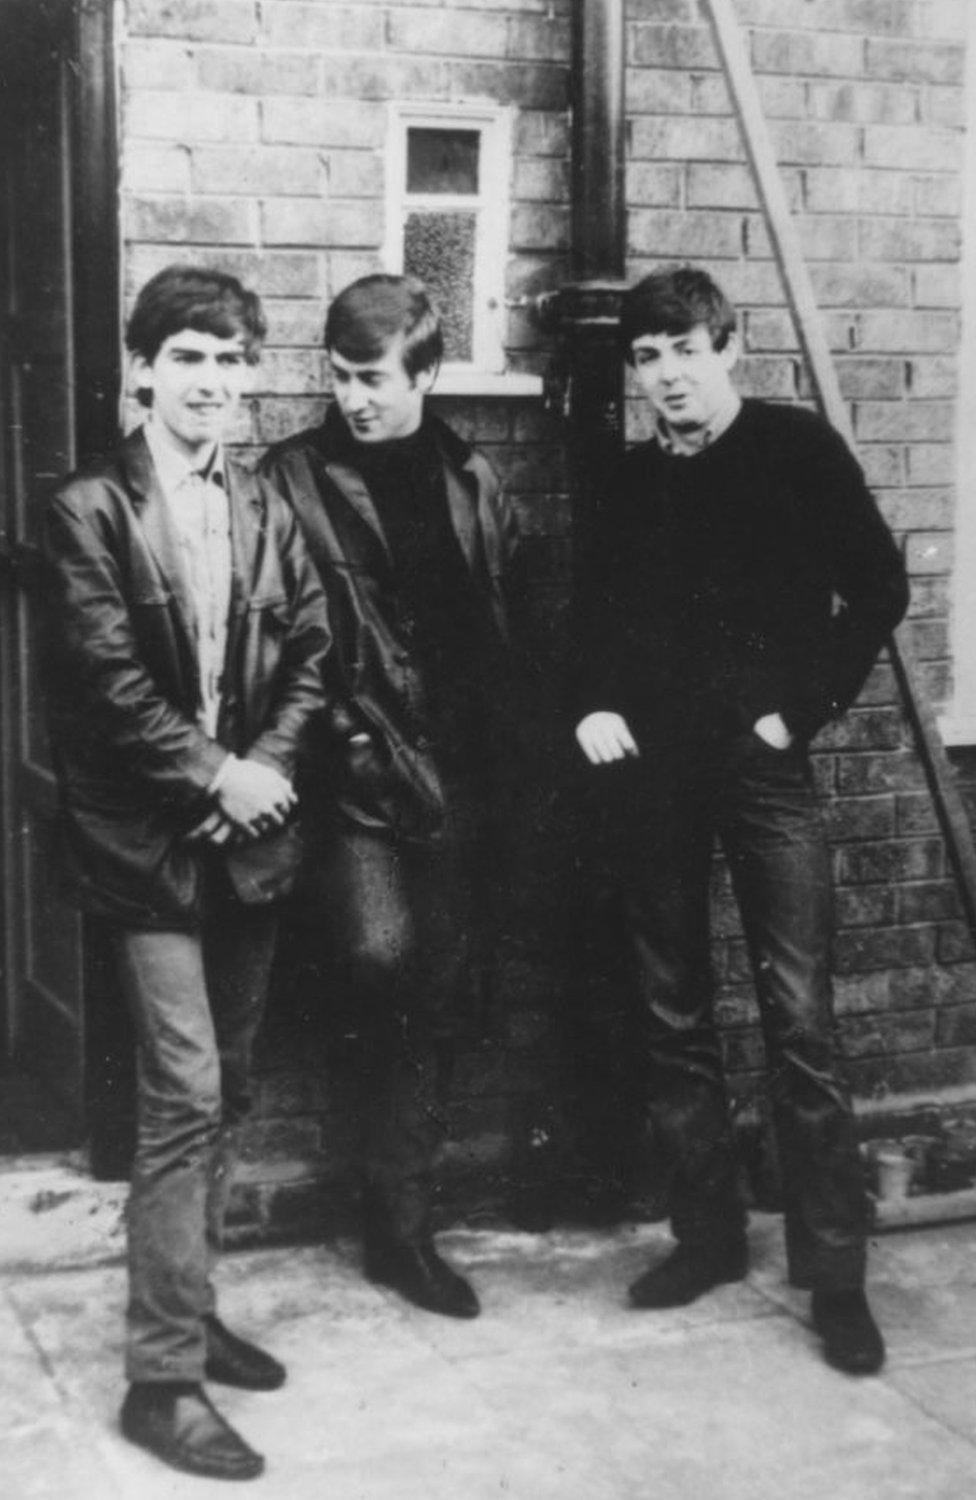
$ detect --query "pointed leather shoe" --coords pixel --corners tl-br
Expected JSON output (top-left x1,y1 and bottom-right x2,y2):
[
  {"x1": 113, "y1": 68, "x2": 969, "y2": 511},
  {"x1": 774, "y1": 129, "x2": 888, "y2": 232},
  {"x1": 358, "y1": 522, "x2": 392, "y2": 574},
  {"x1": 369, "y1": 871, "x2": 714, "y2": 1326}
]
[
  {"x1": 365, "y1": 1239, "x2": 481, "y2": 1318},
  {"x1": 204, "y1": 1314, "x2": 286, "y2": 1390},
  {"x1": 120, "y1": 1382, "x2": 264, "y2": 1481},
  {"x1": 629, "y1": 1240, "x2": 749, "y2": 1309},
  {"x1": 811, "y1": 1288, "x2": 885, "y2": 1375}
]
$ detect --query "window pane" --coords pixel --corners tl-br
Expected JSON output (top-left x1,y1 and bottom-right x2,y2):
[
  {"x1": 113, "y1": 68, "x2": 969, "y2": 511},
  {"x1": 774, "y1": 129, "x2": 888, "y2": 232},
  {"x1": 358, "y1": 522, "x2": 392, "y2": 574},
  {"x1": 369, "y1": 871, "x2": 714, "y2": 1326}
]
[
  {"x1": 404, "y1": 211, "x2": 476, "y2": 362},
  {"x1": 406, "y1": 128, "x2": 480, "y2": 195}
]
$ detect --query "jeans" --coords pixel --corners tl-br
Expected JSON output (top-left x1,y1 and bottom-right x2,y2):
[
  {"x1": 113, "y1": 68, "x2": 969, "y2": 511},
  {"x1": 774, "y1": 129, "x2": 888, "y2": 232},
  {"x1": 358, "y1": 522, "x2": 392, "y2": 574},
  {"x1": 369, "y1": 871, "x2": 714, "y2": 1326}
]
[
  {"x1": 608, "y1": 729, "x2": 867, "y2": 1290},
  {"x1": 310, "y1": 787, "x2": 494, "y2": 1244},
  {"x1": 110, "y1": 880, "x2": 277, "y2": 1383}
]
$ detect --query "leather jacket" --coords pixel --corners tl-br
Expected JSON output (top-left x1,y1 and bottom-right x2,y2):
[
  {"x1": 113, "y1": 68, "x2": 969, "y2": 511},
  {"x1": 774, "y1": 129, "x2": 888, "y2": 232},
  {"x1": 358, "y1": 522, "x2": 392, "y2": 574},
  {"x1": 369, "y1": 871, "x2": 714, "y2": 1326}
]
[
  {"x1": 260, "y1": 409, "x2": 523, "y2": 842},
  {"x1": 42, "y1": 428, "x2": 331, "y2": 927}
]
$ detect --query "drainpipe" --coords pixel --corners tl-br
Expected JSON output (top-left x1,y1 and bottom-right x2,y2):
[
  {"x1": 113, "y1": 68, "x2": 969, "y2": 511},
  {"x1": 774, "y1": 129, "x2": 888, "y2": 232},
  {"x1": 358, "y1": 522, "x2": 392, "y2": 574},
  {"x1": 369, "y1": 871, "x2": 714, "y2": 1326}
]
[{"x1": 540, "y1": 0, "x2": 628, "y2": 527}]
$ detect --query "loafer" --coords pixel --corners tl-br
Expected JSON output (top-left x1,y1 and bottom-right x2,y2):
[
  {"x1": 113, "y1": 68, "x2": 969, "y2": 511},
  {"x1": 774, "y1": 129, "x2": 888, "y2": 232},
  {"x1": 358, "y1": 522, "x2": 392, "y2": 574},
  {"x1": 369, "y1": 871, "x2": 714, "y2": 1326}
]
[
  {"x1": 811, "y1": 1288, "x2": 885, "y2": 1375},
  {"x1": 365, "y1": 1239, "x2": 481, "y2": 1319},
  {"x1": 120, "y1": 1381, "x2": 264, "y2": 1481},
  {"x1": 629, "y1": 1240, "x2": 748, "y2": 1309},
  {"x1": 204, "y1": 1314, "x2": 286, "y2": 1391}
]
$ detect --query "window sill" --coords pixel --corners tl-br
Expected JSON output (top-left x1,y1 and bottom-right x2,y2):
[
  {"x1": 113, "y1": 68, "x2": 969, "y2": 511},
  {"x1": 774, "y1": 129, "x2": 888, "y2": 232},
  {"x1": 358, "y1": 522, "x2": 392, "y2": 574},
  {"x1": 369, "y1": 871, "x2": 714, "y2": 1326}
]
[{"x1": 431, "y1": 369, "x2": 544, "y2": 398}]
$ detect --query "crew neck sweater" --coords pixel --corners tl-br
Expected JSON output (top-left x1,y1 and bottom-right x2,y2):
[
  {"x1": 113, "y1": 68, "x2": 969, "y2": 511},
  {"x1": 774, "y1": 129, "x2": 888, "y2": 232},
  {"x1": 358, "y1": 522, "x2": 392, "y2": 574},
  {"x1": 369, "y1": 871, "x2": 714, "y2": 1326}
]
[{"x1": 574, "y1": 399, "x2": 909, "y2": 746}]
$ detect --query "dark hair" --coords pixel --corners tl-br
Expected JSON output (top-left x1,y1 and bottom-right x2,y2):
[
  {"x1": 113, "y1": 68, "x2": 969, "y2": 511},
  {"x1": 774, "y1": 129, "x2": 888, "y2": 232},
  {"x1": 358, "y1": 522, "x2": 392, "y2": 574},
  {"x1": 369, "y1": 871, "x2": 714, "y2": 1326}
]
[
  {"x1": 619, "y1": 265, "x2": 737, "y2": 360},
  {"x1": 324, "y1": 274, "x2": 443, "y2": 378},
  {"x1": 126, "y1": 264, "x2": 267, "y2": 373}
]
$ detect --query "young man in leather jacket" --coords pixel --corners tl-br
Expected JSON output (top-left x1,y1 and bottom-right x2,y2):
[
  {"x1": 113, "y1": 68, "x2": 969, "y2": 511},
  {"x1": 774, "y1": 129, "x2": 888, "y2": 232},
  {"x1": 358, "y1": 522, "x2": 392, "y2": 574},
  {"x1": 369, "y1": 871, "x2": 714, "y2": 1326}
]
[
  {"x1": 43, "y1": 266, "x2": 330, "y2": 1480},
  {"x1": 261, "y1": 275, "x2": 525, "y2": 1320}
]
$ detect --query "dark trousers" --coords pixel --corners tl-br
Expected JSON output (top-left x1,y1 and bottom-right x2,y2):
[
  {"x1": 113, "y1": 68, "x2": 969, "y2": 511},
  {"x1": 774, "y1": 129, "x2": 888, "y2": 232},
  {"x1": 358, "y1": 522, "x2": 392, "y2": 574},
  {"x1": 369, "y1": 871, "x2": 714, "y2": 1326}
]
[
  {"x1": 601, "y1": 729, "x2": 867, "y2": 1291},
  {"x1": 110, "y1": 882, "x2": 277, "y2": 1383},
  {"x1": 314, "y1": 789, "x2": 493, "y2": 1245}
]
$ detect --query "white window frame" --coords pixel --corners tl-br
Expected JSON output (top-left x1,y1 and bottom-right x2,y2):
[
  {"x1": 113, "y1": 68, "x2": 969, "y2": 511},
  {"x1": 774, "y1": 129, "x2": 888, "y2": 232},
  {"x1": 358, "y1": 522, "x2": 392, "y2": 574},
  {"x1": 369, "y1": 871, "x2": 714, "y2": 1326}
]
[
  {"x1": 383, "y1": 101, "x2": 539, "y2": 397},
  {"x1": 940, "y1": 0, "x2": 976, "y2": 746}
]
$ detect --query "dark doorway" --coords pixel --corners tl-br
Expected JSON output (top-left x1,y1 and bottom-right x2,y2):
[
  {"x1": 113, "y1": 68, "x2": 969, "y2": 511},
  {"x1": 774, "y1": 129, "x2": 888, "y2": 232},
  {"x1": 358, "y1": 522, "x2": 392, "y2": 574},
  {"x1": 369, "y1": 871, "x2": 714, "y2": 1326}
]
[{"x1": 0, "y1": 0, "x2": 119, "y2": 1148}]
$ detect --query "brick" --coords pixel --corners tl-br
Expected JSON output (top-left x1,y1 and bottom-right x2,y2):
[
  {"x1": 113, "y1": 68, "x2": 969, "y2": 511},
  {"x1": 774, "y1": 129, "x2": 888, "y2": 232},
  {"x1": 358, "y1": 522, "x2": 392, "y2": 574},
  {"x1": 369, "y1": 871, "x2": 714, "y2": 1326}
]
[
  {"x1": 859, "y1": 218, "x2": 961, "y2": 263},
  {"x1": 878, "y1": 487, "x2": 953, "y2": 531},
  {"x1": 855, "y1": 661, "x2": 898, "y2": 705},
  {"x1": 626, "y1": 67, "x2": 693, "y2": 114},
  {"x1": 505, "y1": 253, "x2": 572, "y2": 300},
  {"x1": 122, "y1": 40, "x2": 198, "y2": 91},
  {"x1": 816, "y1": 707, "x2": 904, "y2": 751},
  {"x1": 905, "y1": 443, "x2": 953, "y2": 483},
  {"x1": 749, "y1": 215, "x2": 858, "y2": 263},
  {"x1": 125, "y1": 244, "x2": 321, "y2": 300},
  {"x1": 804, "y1": 168, "x2": 913, "y2": 217},
  {"x1": 849, "y1": 1047, "x2": 976, "y2": 1095},
  {"x1": 914, "y1": 1, "x2": 969, "y2": 39},
  {"x1": 705, "y1": 260, "x2": 790, "y2": 306},
  {"x1": 511, "y1": 204, "x2": 571, "y2": 252},
  {"x1": 447, "y1": 61, "x2": 568, "y2": 110},
  {"x1": 834, "y1": 837, "x2": 943, "y2": 884},
  {"x1": 770, "y1": 120, "x2": 861, "y2": 167},
  {"x1": 863, "y1": 125, "x2": 963, "y2": 171},
  {"x1": 830, "y1": 359, "x2": 905, "y2": 401},
  {"x1": 197, "y1": 47, "x2": 319, "y2": 95},
  {"x1": 921, "y1": 86, "x2": 966, "y2": 128},
  {"x1": 262, "y1": 98, "x2": 385, "y2": 148},
  {"x1": 913, "y1": 174, "x2": 963, "y2": 217},
  {"x1": 859, "y1": 445, "x2": 903, "y2": 488},
  {"x1": 753, "y1": 76, "x2": 808, "y2": 119},
  {"x1": 751, "y1": 30, "x2": 863, "y2": 78},
  {"x1": 840, "y1": 1009, "x2": 936, "y2": 1054},
  {"x1": 255, "y1": 348, "x2": 326, "y2": 395},
  {"x1": 743, "y1": 310, "x2": 797, "y2": 352},
  {"x1": 261, "y1": 296, "x2": 326, "y2": 347},
  {"x1": 127, "y1": 0, "x2": 259, "y2": 45},
  {"x1": 735, "y1": 357, "x2": 797, "y2": 401},
  {"x1": 261, "y1": 198, "x2": 381, "y2": 248},
  {"x1": 625, "y1": 161, "x2": 682, "y2": 207},
  {"x1": 508, "y1": 15, "x2": 571, "y2": 62},
  {"x1": 266, "y1": 4, "x2": 383, "y2": 51},
  {"x1": 908, "y1": 358, "x2": 958, "y2": 399},
  {"x1": 125, "y1": 194, "x2": 253, "y2": 243},
  {"x1": 630, "y1": 117, "x2": 744, "y2": 163},
  {"x1": 905, "y1": 574, "x2": 949, "y2": 616},
  {"x1": 898, "y1": 880, "x2": 959, "y2": 921},
  {"x1": 387, "y1": 8, "x2": 508, "y2": 56},
  {"x1": 834, "y1": 925, "x2": 936, "y2": 974},
  {"x1": 905, "y1": 532, "x2": 954, "y2": 574},
  {"x1": 806, "y1": 81, "x2": 918, "y2": 126},
  {"x1": 318, "y1": 55, "x2": 452, "y2": 102},
  {"x1": 938, "y1": 923, "x2": 976, "y2": 963},
  {"x1": 326, "y1": 250, "x2": 385, "y2": 298},
  {"x1": 514, "y1": 112, "x2": 570, "y2": 157},
  {"x1": 514, "y1": 157, "x2": 571, "y2": 203},
  {"x1": 811, "y1": 264, "x2": 911, "y2": 309},
  {"x1": 627, "y1": 209, "x2": 742, "y2": 259},
  {"x1": 855, "y1": 401, "x2": 954, "y2": 441},
  {"x1": 865, "y1": 38, "x2": 964, "y2": 85},
  {"x1": 325, "y1": 150, "x2": 383, "y2": 200},
  {"x1": 686, "y1": 163, "x2": 758, "y2": 211},
  {"x1": 126, "y1": 90, "x2": 259, "y2": 142},
  {"x1": 253, "y1": 395, "x2": 327, "y2": 444},
  {"x1": 733, "y1": 0, "x2": 912, "y2": 32},
  {"x1": 823, "y1": 795, "x2": 897, "y2": 842},
  {"x1": 123, "y1": 143, "x2": 192, "y2": 193},
  {"x1": 892, "y1": 961, "x2": 976, "y2": 1008},
  {"x1": 937, "y1": 1005, "x2": 976, "y2": 1048},
  {"x1": 835, "y1": 885, "x2": 898, "y2": 929},
  {"x1": 630, "y1": 24, "x2": 716, "y2": 70},
  {"x1": 192, "y1": 145, "x2": 324, "y2": 196}
]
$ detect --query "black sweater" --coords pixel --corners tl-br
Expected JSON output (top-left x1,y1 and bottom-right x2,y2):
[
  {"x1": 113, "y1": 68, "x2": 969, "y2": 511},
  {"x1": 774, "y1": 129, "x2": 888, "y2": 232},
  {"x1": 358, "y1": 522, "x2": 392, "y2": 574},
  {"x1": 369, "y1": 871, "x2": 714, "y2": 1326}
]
[{"x1": 573, "y1": 399, "x2": 909, "y2": 746}]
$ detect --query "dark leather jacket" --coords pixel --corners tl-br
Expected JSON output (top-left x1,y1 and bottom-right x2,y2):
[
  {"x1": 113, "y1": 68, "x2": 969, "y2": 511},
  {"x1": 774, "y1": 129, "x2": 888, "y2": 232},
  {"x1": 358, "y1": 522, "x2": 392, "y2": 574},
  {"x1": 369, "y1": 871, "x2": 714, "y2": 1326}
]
[
  {"x1": 42, "y1": 429, "x2": 331, "y2": 928},
  {"x1": 260, "y1": 409, "x2": 523, "y2": 841}
]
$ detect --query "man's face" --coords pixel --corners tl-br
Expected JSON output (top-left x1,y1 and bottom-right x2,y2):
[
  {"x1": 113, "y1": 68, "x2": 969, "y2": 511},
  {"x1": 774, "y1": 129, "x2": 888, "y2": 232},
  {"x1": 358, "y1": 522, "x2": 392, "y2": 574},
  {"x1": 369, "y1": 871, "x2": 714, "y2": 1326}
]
[
  {"x1": 329, "y1": 333, "x2": 435, "y2": 444},
  {"x1": 131, "y1": 329, "x2": 252, "y2": 459},
  {"x1": 629, "y1": 323, "x2": 738, "y2": 432}
]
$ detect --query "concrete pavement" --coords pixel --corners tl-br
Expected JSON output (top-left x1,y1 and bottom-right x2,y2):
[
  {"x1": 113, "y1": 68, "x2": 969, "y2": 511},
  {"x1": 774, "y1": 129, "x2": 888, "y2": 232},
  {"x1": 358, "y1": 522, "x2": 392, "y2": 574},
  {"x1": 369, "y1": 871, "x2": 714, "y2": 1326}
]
[{"x1": 1, "y1": 1209, "x2": 974, "y2": 1500}]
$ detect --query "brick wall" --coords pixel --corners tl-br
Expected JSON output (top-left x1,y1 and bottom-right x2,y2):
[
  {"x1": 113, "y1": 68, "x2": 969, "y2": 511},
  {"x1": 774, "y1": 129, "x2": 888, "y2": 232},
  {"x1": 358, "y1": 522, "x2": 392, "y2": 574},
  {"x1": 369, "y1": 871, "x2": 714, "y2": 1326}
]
[{"x1": 115, "y1": 0, "x2": 975, "y2": 1232}]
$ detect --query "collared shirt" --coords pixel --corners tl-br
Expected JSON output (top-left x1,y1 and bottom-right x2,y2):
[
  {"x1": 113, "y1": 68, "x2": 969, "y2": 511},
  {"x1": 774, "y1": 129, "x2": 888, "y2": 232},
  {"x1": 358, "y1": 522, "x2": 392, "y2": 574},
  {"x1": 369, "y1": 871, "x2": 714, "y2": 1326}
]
[
  {"x1": 655, "y1": 390, "x2": 742, "y2": 457},
  {"x1": 143, "y1": 419, "x2": 232, "y2": 739}
]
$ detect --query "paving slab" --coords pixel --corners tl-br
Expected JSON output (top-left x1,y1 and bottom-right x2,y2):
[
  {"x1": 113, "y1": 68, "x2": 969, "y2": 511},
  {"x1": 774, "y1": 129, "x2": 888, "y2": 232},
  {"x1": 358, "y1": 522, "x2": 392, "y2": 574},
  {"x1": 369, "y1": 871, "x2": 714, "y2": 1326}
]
[{"x1": 1, "y1": 1215, "x2": 974, "y2": 1500}]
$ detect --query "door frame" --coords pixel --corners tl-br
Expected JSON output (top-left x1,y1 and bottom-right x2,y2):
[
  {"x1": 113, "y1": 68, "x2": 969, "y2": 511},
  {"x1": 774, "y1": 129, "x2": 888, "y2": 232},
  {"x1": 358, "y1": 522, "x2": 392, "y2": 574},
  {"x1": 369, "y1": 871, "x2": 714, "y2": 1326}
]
[{"x1": 0, "y1": 0, "x2": 120, "y2": 1090}]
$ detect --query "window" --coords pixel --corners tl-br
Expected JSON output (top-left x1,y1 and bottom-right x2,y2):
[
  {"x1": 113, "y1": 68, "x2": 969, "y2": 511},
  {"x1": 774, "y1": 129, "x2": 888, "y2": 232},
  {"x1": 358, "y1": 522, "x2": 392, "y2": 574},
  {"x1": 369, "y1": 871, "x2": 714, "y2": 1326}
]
[{"x1": 385, "y1": 103, "x2": 536, "y2": 395}]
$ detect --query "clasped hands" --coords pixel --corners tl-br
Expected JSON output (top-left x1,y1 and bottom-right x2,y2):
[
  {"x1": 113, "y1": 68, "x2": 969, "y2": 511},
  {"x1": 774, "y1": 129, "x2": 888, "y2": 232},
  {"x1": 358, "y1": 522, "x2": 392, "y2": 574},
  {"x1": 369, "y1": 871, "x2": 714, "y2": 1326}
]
[
  {"x1": 184, "y1": 756, "x2": 296, "y2": 848},
  {"x1": 574, "y1": 710, "x2": 793, "y2": 765}
]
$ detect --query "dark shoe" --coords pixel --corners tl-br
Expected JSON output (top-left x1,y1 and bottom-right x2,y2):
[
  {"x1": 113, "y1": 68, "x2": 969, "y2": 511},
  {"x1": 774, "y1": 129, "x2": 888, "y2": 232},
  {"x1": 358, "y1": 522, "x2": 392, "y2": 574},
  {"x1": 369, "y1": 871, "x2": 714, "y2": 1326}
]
[
  {"x1": 629, "y1": 1240, "x2": 748, "y2": 1309},
  {"x1": 811, "y1": 1289, "x2": 885, "y2": 1375},
  {"x1": 204, "y1": 1314, "x2": 286, "y2": 1391},
  {"x1": 120, "y1": 1382, "x2": 264, "y2": 1481},
  {"x1": 365, "y1": 1239, "x2": 481, "y2": 1319}
]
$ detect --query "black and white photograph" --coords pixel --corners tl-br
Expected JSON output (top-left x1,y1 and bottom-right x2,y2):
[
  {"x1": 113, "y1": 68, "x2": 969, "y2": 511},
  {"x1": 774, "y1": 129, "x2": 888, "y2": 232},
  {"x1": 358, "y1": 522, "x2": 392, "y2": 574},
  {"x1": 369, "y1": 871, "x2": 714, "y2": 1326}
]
[{"x1": 0, "y1": 1, "x2": 974, "y2": 1495}]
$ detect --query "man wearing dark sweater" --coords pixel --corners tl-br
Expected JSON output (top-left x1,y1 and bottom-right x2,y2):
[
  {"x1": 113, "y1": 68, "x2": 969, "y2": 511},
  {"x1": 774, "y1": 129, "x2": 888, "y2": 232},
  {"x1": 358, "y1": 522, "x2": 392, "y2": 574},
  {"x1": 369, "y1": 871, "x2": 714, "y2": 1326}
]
[
  {"x1": 573, "y1": 265, "x2": 909, "y2": 1375},
  {"x1": 261, "y1": 275, "x2": 523, "y2": 1320}
]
